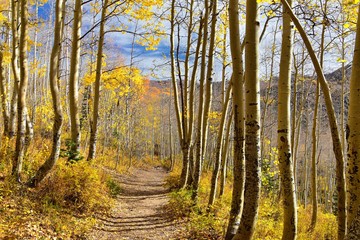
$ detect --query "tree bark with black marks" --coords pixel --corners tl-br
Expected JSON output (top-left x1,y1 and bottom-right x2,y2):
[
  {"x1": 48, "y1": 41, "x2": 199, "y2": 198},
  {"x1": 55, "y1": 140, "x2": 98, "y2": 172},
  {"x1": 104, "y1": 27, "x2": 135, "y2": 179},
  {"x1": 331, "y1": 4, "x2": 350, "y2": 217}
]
[
  {"x1": 13, "y1": 0, "x2": 30, "y2": 182},
  {"x1": 280, "y1": 1, "x2": 346, "y2": 238},
  {"x1": 346, "y1": 4, "x2": 360, "y2": 238},
  {"x1": 277, "y1": 0, "x2": 297, "y2": 238},
  {"x1": 232, "y1": 0, "x2": 261, "y2": 238},
  {"x1": 68, "y1": 0, "x2": 82, "y2": 160}
]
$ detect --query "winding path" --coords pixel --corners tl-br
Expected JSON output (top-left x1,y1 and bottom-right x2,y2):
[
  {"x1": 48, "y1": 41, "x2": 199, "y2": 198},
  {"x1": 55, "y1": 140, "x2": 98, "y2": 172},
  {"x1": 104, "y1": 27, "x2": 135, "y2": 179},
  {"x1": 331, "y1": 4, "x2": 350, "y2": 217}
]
[{"x1": 87, "y1": 167, "x2": 182, "y2": 240}]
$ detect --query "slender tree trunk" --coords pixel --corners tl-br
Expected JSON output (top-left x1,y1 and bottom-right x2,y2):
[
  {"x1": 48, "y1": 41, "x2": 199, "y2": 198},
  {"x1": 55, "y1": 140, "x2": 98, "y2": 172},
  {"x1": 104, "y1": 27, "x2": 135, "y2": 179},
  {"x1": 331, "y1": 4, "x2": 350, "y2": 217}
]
[
  {"x1": 208, "y1": 84, "x2": 232, "y2": 206},
  {"x1": 194, "y1": 0, "x2": 217, "y2": 201},
  {"x1": 234, "y1": 0, "x2": 261, "y2": 238},
  {"x1": 169, "y1": 88, "x2": 174, "y2": 171},
  {"x1": 87, "y1": 0, "x2": 108, "y2": 161},
  {"x1": 169, "y1": 0, "x2": 187, "y2": 187},
  {"x1": 281, "y1": 1, "x2": 346, "y2": 238},
  {"x1": 27, "y1": 0, "x2": 65, "y2": 187},
  {"x1": 309, "y1": 47, "x2": 321, "y2": 234},
  {"x1": 193, "y1": 0, "x2": 210, "y2": 199},
  {"x1": 225, "y1": 0, "x2": 245, "y2": 238},
  {"x1": 9, "y1": 0, "x2": 20, "y2": 138},
  {"x1": 220, "y1": 110, "x2": 233, "y2": 197},
  {"x1": 346, "y1": 5, "x2": 360, "y2": 238},
  {"x1": 31, "y1": 0, "x2": 39, "y2": 126},
  {"x1": 69, "y1": 0, "x2": 82, "y2": 159},
  {"x1": 310, "y1": 2, "x2": 328, "y2": 230},
  {"x1": 185, "y1": 15, "x2": 203, "y2": 187},
  {"x1": 277, "y1": 1, "x2": 297, "y2": 238},
  {"x1": 261, "y1": 18, "x2": 279, "y2": 161},
  {"x1": 13, "y1": 0, "x2": 30, "y2": 181},
  {"x1": 303, "y1": 111, "x2": 310, "y2": 207},
  {"x1": 200, "y1": 0, "x2": 217, "y2": 176},
  {"x1": 0, "y1": 47, "x2": 10, "y2": 136}
]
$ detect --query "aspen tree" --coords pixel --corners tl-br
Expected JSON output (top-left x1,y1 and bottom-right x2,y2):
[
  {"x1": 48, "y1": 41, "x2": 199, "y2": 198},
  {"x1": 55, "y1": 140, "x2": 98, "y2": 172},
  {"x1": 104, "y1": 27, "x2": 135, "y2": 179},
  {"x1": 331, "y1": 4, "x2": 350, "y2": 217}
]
[
  {"x1": 193, "y1": 0, "x2": 217, "y2": 201},
  {"x1": 182, "y1": 0, "x2": 203, "y2": 186},
  {"x1": 170, "y1": 0, "x2": 185, "y2": 185},
  {"x1": 310, "y1": 2, "x2": 329, "y2": 231},
  {"x1": 200, "y1": 0, "x2": 217, "y2": 174},
  {"x1": 27, "y1": 0, "x2": 65, "y2": 187},
  {"x1": 69, "y1": 0, "x2": 82, "y2": 159},
  {"x1": 281, "y1": 1, "x2": 346, "y2": 238},
  {"x1": 0, "y1": 9, "x2": 11, "y2": 136},
  {"x1": 13, "y1": 0, "x2": 30, "y2": 181},
  {"x1": 185, "y1": 15, "x2": 203, "y2": 186},
  {"x1": 31, "y1": 0, "x2": 39, "y2": 125},
  {"x1": 9, "y1": 0, "x2": 19, "y2": 138},
  {"x1": 225, "y1": 0, "x2": 245, "y2": 238},
  {"x1": 208, "y1": 83, "x2": 232, "y2": 206},
  {"x1": 87, "y1": 0, "x2": 109, "y2": 161},
  {"x1": 277, "y1": 0, "x2": 297, "y2": 238},
  {"x1": 219, "y1": 109, "x2": 233, "y2": 197},
  {"x1": 260, "y1": 18, "x2": 280, "y2": 162},
  {"x1": 193, "y1": 0, "x2": 209, "y2": 199},
  {"x1": 234, "y1": 0, "x2": 261, "y2": 238},
  {"x1": 346, "y1": 4, "x2": 360, "y2": 237},
  {"x1": 0, "y1": 46, "x2": 10, "y2": 136},
  {"x1": 291, "y1": 49, "x2": 306, "y2": 184}
]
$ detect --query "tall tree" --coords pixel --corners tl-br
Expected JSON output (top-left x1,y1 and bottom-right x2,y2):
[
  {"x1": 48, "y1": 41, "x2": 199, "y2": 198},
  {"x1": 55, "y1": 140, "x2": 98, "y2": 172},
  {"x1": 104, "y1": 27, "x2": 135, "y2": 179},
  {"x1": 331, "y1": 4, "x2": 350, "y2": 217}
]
[
  {"x1": 12, "y1": 0, "x2": 30, "y2": 181},
  {"x1": 27, "y1": 0, "x2": 65, "y2": 187},
  {"x1": 208, "y1": 83, "x2": 232, "y2": 206},
  {"x1": 281, "y1": 1, "x2": 346, "y2": 238},
  {"x1": 193, "y1": 0, "x2": 209, "y2": 199},
  {"x1": 277, "y1": 0, "x2": 297, "y2": 238},
  {"x1": 225, "y1": 1, "x2": 245, "y2": 233},
  {"x1": 69, "y1": 0, "x2": 82, "y2": 159},
  {"x1": 169, "y1": 0, "x2": 203, "y2": 188},
  {"x1": 169, "y1": 0, "x2": 185, "y2": 185},
  {"x1": 87, "y1": 0, "x2": 109, "y2": 161},
  {"x1": 193, "y1": 0, "x2": 217, "y2": 201},
  {"x1": 9, "y1": 0, "x2": 19, "y2": 138},
  {"x1": 0, "y1": 45, "x2": 10, "y2": 136},
  {"x1": 219, "y1": 110, "x2": 233, "y2": 198},
  {"x1": 346, "y1": 4, "x2": 360, "y2": 237},
  {"x1": 234, "y1": 0, "x2": 261, "y2": 238}
]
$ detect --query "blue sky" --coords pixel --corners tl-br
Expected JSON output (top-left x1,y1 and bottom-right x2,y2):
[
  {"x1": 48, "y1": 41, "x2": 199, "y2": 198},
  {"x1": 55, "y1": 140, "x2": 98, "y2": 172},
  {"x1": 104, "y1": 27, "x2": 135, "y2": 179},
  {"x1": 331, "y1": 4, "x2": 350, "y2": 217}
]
[{"x1": 35, "y1": 0, "x2": 351, "y2": 82}]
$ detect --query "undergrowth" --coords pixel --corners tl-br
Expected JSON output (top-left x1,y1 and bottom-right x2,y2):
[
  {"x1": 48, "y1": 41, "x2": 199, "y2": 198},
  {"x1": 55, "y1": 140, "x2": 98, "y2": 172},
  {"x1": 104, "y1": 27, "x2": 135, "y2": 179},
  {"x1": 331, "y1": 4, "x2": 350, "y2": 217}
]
[
  {"x1": 0, "y1": 137, "x2": 118, "y2": 239},
  {"x1": 166, "y1": 162, "x2": 337, "y2": 240}
]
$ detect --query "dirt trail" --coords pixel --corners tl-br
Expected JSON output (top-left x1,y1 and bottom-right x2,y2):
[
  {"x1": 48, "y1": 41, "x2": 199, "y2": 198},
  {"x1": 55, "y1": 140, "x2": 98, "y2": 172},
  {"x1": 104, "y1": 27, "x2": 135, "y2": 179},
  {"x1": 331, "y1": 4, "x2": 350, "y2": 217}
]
[{"x1": 87, "y1": 167, "x2": 182, "y2": 240}]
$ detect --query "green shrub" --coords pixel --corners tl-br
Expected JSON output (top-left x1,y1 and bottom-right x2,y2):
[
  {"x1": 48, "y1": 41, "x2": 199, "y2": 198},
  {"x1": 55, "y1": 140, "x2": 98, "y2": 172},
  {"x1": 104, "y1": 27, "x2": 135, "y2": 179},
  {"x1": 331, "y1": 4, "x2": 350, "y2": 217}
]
[
  {"x1": 106, "y1": 178, "x2": 122, "y2": 198},
  {"x1": 167, "y1": 188, "x2": 225, "y2": 240},
  {"x1": 168, "y1": 189, "x2": 194, "y2": 218}
]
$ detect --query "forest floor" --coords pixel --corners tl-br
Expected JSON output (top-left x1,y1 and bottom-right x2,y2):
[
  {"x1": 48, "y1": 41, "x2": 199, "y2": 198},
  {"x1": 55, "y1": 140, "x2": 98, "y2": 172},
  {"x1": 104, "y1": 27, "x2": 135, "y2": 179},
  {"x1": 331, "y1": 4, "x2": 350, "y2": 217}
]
[{"x1": 87, "y1": 166, "x2": 184, "y2": 240}]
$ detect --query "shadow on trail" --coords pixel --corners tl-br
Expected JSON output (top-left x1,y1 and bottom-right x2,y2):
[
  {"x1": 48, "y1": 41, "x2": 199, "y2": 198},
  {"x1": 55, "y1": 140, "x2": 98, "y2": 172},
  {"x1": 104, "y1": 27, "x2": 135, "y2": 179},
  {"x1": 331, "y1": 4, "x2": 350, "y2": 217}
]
[
  {"x1": 90, "y1": 167, "x2": 181, "y2": 239},
  {"x1": 118, "y1": 189, "x2": 170, "y2": 197},
  {"x1": 96, "y1": 212, "x2": 176, "y2": 233}
]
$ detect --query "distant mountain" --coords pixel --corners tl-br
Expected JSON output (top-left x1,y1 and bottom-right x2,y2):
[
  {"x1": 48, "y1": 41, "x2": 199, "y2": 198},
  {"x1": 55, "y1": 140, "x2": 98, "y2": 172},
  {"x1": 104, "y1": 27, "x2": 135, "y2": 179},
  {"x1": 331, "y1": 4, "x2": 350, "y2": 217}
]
[{"x1": 150, "y1": 63, "x2": 352, "y2": 119}]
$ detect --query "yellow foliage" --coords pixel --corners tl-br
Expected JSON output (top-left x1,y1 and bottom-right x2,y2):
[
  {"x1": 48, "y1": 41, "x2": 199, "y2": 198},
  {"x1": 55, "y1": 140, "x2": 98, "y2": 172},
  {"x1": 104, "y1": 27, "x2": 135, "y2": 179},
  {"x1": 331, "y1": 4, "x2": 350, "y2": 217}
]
[
  {"x1": 167, "y1": 161, "x2": 338, "y2": 239},
  {"x1": 0, "y1": 14, "x2": 6, "y2": 23},
  {"x1": 0, "y1": 142, "x2": 109, "y2": 239},
  {"x1": 297, "y1": 206, "x2": 337, "y2": 240},
  {"x1": 34, "y1": 90, "x2": 54, "y2": 134},
  {"x1": 342, "y1": 0, "x2": 359, "y2": 29},
  {"x1": 38, "y1": 159, "x2": 112, "y2": 213}
]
